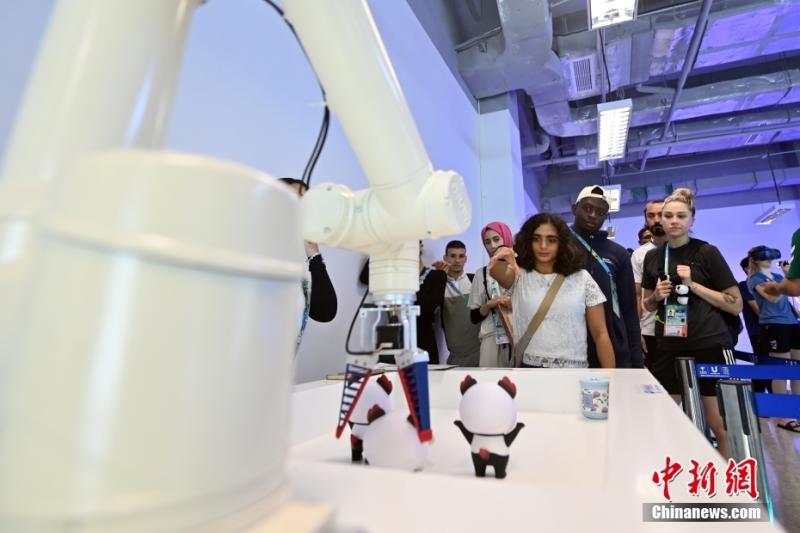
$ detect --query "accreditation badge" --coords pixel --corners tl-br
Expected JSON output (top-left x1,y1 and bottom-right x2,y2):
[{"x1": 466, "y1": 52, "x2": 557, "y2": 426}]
[{"x1": 664, "y1": 304, "x2": 688, "y2": 337}]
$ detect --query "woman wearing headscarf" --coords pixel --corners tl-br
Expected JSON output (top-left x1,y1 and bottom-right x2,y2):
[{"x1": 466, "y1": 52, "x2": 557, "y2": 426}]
[{"x1": 468, "y1": 222, "x2": 515, "y2": 367}]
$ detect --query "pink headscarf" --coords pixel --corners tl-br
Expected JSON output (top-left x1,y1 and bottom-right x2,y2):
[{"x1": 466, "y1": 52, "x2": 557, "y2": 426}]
[{"x1": 481, "y1": 221, "x2": 514, "y2": 257}]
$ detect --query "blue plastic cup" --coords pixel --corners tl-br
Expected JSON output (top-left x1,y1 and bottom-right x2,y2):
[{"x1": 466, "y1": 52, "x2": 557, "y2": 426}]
[{"x1": 580, "y1": 376, "x2": 610, "y2": 419}]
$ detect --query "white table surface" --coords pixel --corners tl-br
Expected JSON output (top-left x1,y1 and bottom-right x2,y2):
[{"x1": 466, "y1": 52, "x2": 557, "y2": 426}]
[{"x1": 288, "y1": 368, "x2": 783, "y2": 532}]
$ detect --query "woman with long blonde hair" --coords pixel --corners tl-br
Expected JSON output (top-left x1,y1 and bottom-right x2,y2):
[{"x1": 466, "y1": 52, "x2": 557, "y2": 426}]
[{"x1": 641, "y1": 188, "x2": 742, "y2": 458}]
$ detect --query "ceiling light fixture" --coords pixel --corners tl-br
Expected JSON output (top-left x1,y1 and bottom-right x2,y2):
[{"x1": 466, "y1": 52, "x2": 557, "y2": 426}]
[
  {"x1": 755, "y1": 204, "x2": 794, "y2": 225},
  {"x1": 755, "y1": 151, "x2": 793, "y2": 225},
  {"x1": 597, "y1": 99, "x2": 632, "y2": 162},
  {"x1": 588, "y1": 0, "x2": 638, "y2": 29}
]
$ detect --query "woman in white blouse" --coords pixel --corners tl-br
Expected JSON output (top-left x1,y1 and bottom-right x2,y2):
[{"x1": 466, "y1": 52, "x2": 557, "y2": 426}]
[{"x1": 490, "y1": 213, "x2": 615, "y2": 368}]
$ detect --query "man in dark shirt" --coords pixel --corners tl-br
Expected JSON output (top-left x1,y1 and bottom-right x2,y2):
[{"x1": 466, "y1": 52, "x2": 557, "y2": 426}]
[{"x1": 570, "y1": 185, "x2": 643, "y2": 368}]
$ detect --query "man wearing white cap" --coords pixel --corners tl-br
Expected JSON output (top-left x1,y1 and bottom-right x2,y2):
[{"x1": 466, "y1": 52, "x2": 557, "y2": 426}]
[{"x1": 570, "y1": 185, "x2": 644, "y2": 368}]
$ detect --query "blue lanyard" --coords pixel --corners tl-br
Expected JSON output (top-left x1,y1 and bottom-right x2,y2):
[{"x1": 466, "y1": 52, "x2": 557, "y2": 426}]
[
  {"x1": 446, "y1": 277, "x2": 463, "y2": 296},
  {"x1": 570, "y1": 228, "x2": 620, "y2": 317}
]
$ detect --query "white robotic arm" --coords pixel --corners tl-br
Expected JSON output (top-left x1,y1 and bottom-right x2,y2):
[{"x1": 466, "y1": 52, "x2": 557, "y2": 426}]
[
  {"x1": 285, "y1": 0, "x2": 471, "y2": 298},
  {"x1": 0, "y1": 0, "x2": 469, "y2": 528},
  {"x1": 285, "y1": 0, "x2": 471, "y2": 444}
]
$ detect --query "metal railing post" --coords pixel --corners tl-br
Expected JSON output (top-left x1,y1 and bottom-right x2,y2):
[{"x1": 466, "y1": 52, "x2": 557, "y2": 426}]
[
  {"x1": 716, "y1": 379, "x2": 772, "y2": 513},
  {"x1": 676, "y1": 357, "x2": 708, "y2": 436}
]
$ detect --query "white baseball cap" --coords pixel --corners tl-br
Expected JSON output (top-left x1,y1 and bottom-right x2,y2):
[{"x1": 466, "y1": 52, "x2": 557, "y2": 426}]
[{"x1": 575, "y1": 185, "x2": 609, "y2": 205}]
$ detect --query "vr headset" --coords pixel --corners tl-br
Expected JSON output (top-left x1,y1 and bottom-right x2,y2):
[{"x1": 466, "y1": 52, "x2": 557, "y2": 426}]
[{"x1": 748, "y1": 246, "x2": 782, "y2": 261}]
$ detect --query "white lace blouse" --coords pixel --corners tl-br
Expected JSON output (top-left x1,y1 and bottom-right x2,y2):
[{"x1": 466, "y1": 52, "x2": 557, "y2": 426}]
[{"x1": 511, "y1": 269, "x2": 606, "y2": 367}]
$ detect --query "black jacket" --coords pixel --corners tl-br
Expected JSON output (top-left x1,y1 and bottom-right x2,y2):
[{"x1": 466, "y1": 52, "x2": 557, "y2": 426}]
[
  {"x1": 308, "y1": 254, "x2": 337, "y2": 322},
  {"x1": 571, "y1": 226, "x2": 644, "y2": 368}
]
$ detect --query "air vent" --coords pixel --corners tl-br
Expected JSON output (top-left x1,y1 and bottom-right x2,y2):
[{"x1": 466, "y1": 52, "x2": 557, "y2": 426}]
[
  {"x1": 572, "y1": 57, "x2": 593, "y2": 92},
  {"x1": 744, "y1": 133, "x2": 759, "y2": 145},
  {"x1": 565, "y1": 54, "x2": 599, "y2": 99}
]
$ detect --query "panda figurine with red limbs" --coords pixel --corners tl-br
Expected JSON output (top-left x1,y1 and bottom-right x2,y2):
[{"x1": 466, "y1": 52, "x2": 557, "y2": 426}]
[
  {"x1": 453, "y1": 375, "x2": 525, "y2": 479},
  {"x1": 348, "y1": 374, "x2": 394, "y2": 462}
]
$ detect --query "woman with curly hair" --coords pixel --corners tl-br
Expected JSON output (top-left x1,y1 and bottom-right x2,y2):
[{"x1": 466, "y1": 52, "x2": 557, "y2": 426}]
[{"x1": 489, "y1": 213, "x2": 615, "y2": 368}]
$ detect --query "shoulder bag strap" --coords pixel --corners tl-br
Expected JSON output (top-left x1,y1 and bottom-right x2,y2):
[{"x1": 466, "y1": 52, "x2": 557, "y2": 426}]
[{"x1": 512, "y1": 274, "x2": 565, "y2": 367}]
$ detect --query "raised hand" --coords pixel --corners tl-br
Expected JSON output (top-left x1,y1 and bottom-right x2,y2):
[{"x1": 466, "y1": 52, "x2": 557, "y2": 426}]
[
  {"x1": 676, "y1": 264, "x2": 692, "y2": 286},
  {"x1": 761, "y1": 281, "x2": 780, "y2": 297},
  {"x1": 493, "y1": 295, "x2": 512, "y2": 310},
  {"x1": 431, "y1": 259, "x2": 450, "y2": 273},
  {"x1": 304, "y1": 241, "x2": 320, "y2": 257},
  {"x1": 488, "y1": 246, "x2": 517, "y2": 271},
  {"x1": 653, "y1": 277, "x2": 673, "y2": 302}
]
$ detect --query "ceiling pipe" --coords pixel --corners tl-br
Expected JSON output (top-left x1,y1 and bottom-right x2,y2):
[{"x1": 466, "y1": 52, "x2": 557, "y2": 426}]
[
  {"x1": 635, "y1": 84, "x2": 675, "y2": 95},
  {"x1": 637, "y1": 0, "x2": 714, "y2": 171},
  {"x1": 524, "y1": 119, "x2": 800, "y2": 168}
]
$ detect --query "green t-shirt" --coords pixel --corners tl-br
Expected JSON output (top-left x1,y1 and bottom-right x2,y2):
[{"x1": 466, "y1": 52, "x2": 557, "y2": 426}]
[{"x1": 789, "y1": 228, "x2": 800, "y2": 279}]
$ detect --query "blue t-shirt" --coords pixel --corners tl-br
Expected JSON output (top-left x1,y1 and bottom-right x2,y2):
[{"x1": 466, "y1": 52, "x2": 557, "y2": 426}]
[
  {"x1": 747, "y1": 272, "x2": 797, "y2": 325},
  {"x1": 738, "y1": 280, "x2": 761, "y2": 338}
]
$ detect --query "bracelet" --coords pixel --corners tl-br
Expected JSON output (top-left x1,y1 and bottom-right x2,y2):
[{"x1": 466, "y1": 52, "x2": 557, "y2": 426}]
[{"x1": 306, "y1": 252, "x2": 321, "y2": 263}]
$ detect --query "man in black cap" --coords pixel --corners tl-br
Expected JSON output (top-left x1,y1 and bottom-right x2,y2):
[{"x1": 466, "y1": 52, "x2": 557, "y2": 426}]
[{"x1": 571, "y1": 185, "x2": 643, "y2": 368}]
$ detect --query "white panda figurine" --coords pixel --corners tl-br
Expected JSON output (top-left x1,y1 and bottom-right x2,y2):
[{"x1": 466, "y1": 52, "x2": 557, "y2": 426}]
[
  {"x1": 348, "y1": 374, "x2": 393, "y2": 462},
  {"x1": 675, "y1": 283, "x2": 690, "y2": 305},
  {"x1": 362, "y1": 406, "x2": 428, "y2": 471},
  {"x1": 453, "y1": 375, "x2": 524, "y2": 479}
]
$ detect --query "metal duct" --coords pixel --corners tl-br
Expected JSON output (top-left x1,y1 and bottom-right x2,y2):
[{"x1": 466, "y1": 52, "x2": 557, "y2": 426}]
[
  {"x1": 564, "y1": 104, "x2": 800, "y2": 167},
  {"x1": 457, "y1": 0, "x2": 573, "y2": 127},
  {"x1": 539, "y1": 168, "x2": 800, "y2": 215},
  {"x1": 539, "y1": 68, "x2": 800, "y2": 138},
  {"x1": 637, "y1": 0, "x2": 714, "y2": 171},
  {"x1": 455, "y1": 0, "x2": 800, "y2": 142},
  {"x1": 539, "y1": 0, "x2": 800, "y2": 135}
]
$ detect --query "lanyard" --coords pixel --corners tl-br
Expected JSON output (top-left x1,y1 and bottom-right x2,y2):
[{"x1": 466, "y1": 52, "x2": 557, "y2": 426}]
[
  {"x1": 570, "y1": 228, "x2": 620, "y2": 317},
  {"x1": 664, "y1": 244, "x2": 668, "y2": 311},
  {"x1": 446, "y1": 277, "x2": 464, "y2": 297}
]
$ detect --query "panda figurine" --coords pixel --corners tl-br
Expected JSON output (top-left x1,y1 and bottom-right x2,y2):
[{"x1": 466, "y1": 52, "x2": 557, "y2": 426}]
[
  {"x1": 348, "y1": 374, "x2": 393, "y2": 462},
  {"x1": 674, "y1": 283, "x2": 690, "y2": 305},
  {"x1": 453, "y1": 375, "x2": 525, "y2": 479},
  {"x1": 362, "y1": 406, "x2": 428, "y2": 471}
]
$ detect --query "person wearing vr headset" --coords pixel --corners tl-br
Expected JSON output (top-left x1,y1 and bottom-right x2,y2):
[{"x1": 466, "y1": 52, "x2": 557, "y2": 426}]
[
  {"x1": 641, "y1": 188, "x2": 742, "y2": 458},
  {"x1": 747, "y1": 245, "x2": 800, "y2": 433},
  {"x1": 761, "y1": 228, "x2": 800, "y2": 297}
]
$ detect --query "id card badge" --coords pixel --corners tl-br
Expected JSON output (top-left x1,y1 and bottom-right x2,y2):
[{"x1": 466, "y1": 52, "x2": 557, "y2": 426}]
[
  {"x1": 663, "y1": 304, "x2": 688, "y2": 337},
  {"x1": 493, "y1": 312, "x2": 510, "y2": 345},
  {"x1": 610, "y1": 278, "x2": 621, "y2": 318}
]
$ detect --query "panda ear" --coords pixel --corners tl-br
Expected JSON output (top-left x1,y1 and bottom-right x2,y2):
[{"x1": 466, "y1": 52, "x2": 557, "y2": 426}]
[
  {"x1": 367, "y1": 404, "x2": 386, "y2": 423},
  {"x1": 460, "y1": 375, "x2": 477, "y2": 395},
  {"x1": 376, "y1": 374, "x2": 393, "y2": 394},
  {"x1": 498, "y1": 376, "x2": 517, "y2": 398}
]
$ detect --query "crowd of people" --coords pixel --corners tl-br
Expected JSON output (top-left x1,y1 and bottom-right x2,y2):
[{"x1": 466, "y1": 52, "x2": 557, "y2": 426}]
[{"x1": 281, "y1": 176, "x2": 800, "y2": 448}]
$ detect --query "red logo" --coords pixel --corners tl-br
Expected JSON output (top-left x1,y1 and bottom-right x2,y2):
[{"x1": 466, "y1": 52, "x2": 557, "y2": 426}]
[
  {"x1": 687, "y1": 460, "x2": 717, "y2": 497},
  {"x1": 651, "y1": 456, "x2": 758, "y2": 501},
  {"x1": 724, "y1": 458, "x2": 759, "y2": 499},
  {"x1": 651, "y1": 456, "x2": 683, "y2": 501}
]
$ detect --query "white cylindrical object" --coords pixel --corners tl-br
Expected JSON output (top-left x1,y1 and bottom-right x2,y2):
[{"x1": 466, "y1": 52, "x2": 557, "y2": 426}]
[
  {"x1": 369, "y1": 241, "x2": 421, "y2": 297},
  {"x1": 0, "y1": 0, "x2": 197, "y2": 187},
  {"x1": 284, "y1": 0, "x2": 433, "y2": 215},
  {"x1": 302, "y1": 172, "x2": 471, "y2": 252},
  {"x1": 0, "y1": 149, "x2": 304, "y2": 532}
]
